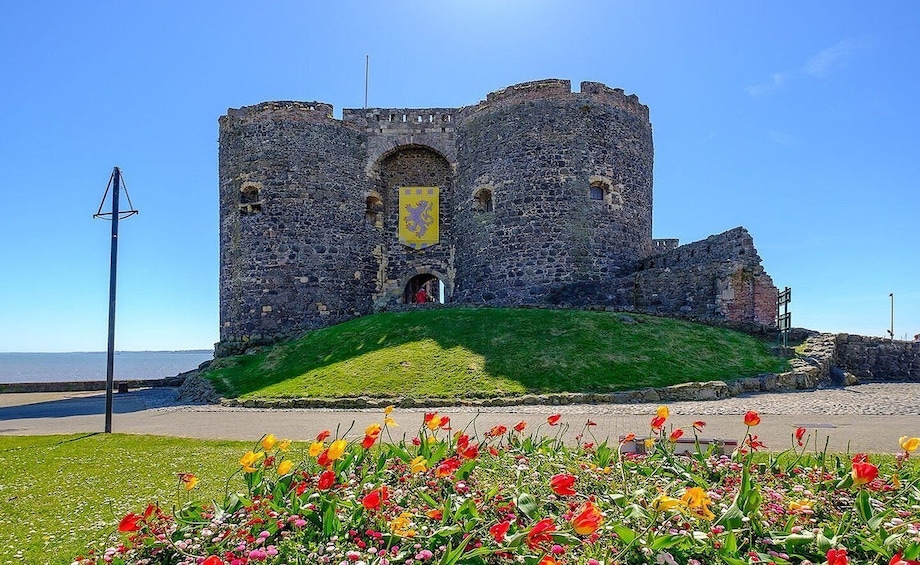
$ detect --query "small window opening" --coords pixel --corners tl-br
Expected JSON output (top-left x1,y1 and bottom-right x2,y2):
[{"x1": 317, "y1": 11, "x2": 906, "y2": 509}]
[
  {"x1": 473, "y1": 189, "x2": 494, "y2": 212},
  {"x1": 240, "y1": 183, "x2": 262, "y2": 214},
  {"x1": 428, "y1": 114, "x2": 434, "y2": 123},
  {"x1": 417, "y1": 115, "x2": 423, "y2": 123},
  {"x1": 365, "y1": 195, "x2": 384, "y2": 228},
  {"x1": 589, "y1": 181, "x2": 610, "y2": 202},
  {"x1": 402, "y1": 114, "x2": 407, "y2": 122}
]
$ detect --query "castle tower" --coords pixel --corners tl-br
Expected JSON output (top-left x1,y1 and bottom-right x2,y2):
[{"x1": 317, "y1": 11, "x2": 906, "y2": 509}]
[
  {"x1": 218, "y1": 102, "x2": 372, "y2": 351},
  {"x1": 451, "y1": 80, "x2": 654, "y2": 304}
]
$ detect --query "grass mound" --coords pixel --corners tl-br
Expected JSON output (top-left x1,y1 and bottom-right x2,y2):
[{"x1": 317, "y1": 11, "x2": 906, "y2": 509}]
[{"x1": 204, "y1": 309, "x2": 787, "y2": 401}]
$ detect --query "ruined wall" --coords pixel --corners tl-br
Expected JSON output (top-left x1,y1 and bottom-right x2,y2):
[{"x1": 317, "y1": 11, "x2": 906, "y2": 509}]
[
  {"x1": 218, "y1": 102, "x2": 371, "y2": 354},
  {"x1": 617, "y1": 227, "x2": 777, "y2": 325},
  {"x1": 452, "y1": 80, "x2": 654, "y2": 304},
  {"x1": 835, "y1": 334, "x2": 920, "y2": 382}
]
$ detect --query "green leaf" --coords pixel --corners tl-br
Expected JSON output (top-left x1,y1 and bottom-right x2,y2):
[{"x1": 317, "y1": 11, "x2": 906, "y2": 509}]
[
  {"x1": 516, "y1": 492, "x2": 539, "y2": 520},
  {"x1": 388, "y1": 444, "x2": 413, "y2": 463},
  {"x1": 650, "y1": 534, "x2": 686, "y2": 550},
  {"x1": 904, "y1": 541, "x2": 920, "y2": 560},
  {"x1": 855, "y1": 489, "x2": 873, "y2": 524},
  {"x1": 456, "y1": 458, "x2": 478, "y2": 481},
  {"x1": 418, "y1": 490, "x2": 439, "y2": 508},
  {"x1": 613, "y1": 524, "x2": 637, "y2": 544}
]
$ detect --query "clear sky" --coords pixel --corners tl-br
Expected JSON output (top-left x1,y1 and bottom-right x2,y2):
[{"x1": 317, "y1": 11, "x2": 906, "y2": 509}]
[{"x1": 1, "y1": 1, "x2": 918, "y2": 352}]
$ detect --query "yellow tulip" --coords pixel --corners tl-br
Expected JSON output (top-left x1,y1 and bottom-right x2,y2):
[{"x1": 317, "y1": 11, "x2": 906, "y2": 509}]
[
  {"x1": 384, "y1": 416, "x2": 398, "y2": 427},
  {"x1": 652, "y1": 495, "x2": 684, "y2": 512},
  {"x1": 788, "y1": 499, "x2": 813, "y2": 514},
  {"x1": 239, "y1": 451, "x2": 264, "y2": 473},
  {"x1": 179, "y1": 473, "x2": 198, "y2": 490},
  {"x1": 328, "y1": 438, "x2": 348, "y2": 461},
  {"x1": 278, "y1": 439, "x2": 292, "y2": 452},
  {"x1": 899, "y1": 436, "x2": 920, "y2": 453},
  {"x1": 681, "y1": 487, "x2": 715, "y2": 520},
  {"x1": 308, "y1": 441, "x2": 324, "y2": 457},
  {"x1": 410, "y1": 456, "x2": 428, "y2": 473},
  {"x1": 365, "y1": 423, "x2": 382, "y2": 437},
  {"x1": 261, "y1": 434, "x2": 277, "y2": 451},
  {"x1": 656, "y1": 406, "x2": 669, "y2": 420},
  {"x1": 277, "y1": 460, "x2": 294, "y2": 475},
  {"x1": 384, "y1": 405, "x2": 395, "y2": 415}
]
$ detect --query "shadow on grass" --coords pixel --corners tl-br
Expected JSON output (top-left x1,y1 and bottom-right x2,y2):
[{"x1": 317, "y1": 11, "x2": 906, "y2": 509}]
[{"x1": 208, "y1": 309, "x2": 787, "y2": 399}]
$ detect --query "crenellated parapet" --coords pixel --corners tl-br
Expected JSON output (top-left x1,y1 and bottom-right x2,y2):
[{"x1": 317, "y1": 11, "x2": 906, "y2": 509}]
[{"x1": 221, "y1": 101, "x2": 338, "y2": 128}]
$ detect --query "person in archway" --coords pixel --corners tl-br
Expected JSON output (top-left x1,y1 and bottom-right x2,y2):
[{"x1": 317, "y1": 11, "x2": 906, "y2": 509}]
[{"x1": 415, "y1": 286, "x2": 428, "y2": 304}]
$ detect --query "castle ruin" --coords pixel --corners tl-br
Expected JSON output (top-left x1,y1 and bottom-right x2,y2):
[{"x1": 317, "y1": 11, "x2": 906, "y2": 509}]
[{"x1": 218, "y1": 79, "x2": 777, "y2": 355}]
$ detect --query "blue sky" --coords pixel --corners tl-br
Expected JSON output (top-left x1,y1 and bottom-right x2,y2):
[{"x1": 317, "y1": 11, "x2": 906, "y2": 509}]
[{"x1": 1, "y1": 1, "x2": 917, "y2": 352}]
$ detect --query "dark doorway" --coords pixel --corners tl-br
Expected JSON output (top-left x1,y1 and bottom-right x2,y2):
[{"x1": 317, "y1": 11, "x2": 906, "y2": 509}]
[{"x1": 404, "y1": 274, "x2": 444, "y2": 304}]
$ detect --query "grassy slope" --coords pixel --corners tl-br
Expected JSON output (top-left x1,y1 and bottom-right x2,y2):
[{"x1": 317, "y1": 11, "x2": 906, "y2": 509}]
[{"x1": 206, "y1": 309, "x2": 787, "y2": 400}]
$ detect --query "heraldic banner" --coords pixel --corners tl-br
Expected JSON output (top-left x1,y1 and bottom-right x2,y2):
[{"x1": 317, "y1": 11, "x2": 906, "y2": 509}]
[{"x1": 398, "y1": 186, "x2": 439, "y2": 249}]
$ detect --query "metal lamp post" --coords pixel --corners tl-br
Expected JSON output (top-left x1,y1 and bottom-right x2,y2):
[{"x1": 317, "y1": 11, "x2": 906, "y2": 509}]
[{"x1": 93, "y1": 167, "x2": 138, "y2": 433}]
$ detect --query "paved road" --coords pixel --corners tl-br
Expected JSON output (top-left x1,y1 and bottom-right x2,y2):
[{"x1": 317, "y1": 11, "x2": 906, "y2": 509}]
[{"x1": 1, "y1": 384, "x2": 918, "y2": 453}]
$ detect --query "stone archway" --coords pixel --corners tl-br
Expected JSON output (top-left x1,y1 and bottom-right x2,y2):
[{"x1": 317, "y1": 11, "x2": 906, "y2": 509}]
[{"x1": 402, "y1": 272, "x2": 447, "y2": 304}]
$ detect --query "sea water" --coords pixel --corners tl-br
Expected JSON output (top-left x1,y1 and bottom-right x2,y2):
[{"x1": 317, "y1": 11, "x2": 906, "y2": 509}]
[{"x1": 0, "y1": 351, "x2": 214, "y2": 384}]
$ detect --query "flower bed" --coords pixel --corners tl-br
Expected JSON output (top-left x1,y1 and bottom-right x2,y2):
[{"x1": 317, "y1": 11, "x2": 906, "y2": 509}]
[{"x1": 75, "y1": 409, "x2": 920, "y2": 564}]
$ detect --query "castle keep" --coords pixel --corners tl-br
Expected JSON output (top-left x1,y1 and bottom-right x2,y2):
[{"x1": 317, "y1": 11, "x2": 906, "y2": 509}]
[{"x1": 218, "y1": 79, "x2": 777, "y2": 355}]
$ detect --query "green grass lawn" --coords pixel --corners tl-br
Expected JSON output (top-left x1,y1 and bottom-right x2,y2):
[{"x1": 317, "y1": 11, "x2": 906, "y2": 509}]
[
  {"x1": 0, "y1": 434, "x2": 251, "y2": 564},
  {"x1": 206, "y1": 309, "x2": 788, "y2": 400}
]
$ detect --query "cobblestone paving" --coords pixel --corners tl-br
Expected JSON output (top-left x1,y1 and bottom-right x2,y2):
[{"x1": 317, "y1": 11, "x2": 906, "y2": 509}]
[{"x1": 164, "y1": 383, "x2": 920, "y2": 416}]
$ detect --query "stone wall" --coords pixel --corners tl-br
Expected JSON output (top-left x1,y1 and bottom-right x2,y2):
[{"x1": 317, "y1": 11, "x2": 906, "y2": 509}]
[
  {"x1": 835, "y1": 334, "x2": 920, "y2": 382},
  {"x1": 620, "y1": 227, "x2": 777, "y2": 325}
]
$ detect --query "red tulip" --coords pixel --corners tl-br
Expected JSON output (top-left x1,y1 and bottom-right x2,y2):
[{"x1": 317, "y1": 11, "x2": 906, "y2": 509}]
[
  {"x1": 827, "y1": 548, "x2": 849, "y2": 565},
  {"x1": 538, "y1": 556, "x2": 559, "y2": 565},
  {"x1": 361, "y1": 486, "x2": 388, "y2": 510},
  {"x1": 118, "y1": 512, "x2": 142, "y2": 533},
  {"x1": 669, "y1": 429, "x2": 684, "y2": 443},
  {"x1": 526, "y1": 518, "x2": 556, "y2": 548},
  {"x1": 572, "y1": 501, "x2": 602, "y2": 535},
  {"x1": 202, "y1": 557, "x2": 224, "y2": 565},
  {"x1": 890, "y1": 553, "x2": 920, "y2": 565},
  {"x1": 795, "y1": 427, "x2": 807, "y2": 446},
  {"x1": 743, "y1": 411, "x2": 761, "y2": 426},
  {"x1": 315, "y1": 430, "x2": 330, "y2": 442},
  {"x1": 650, "y1": 415, "x2": 666, "y2": 431},
  {"x1": 851, "y1": 461, "x2": 879, "y2": 486},
  {"x1": 547, "y1": 414, "x2": 562, "y2": 426},
  {"x1": 489, "y1": 520, "x2": 510, "y2": 543},
  {"x1": 549, "y1": 473, "x2": 576, "y2": 496},
  {"x1": 487, "y1": 424, "x2": 507, "y2": 437},
  {"x1": 514, "y1": 421, "x2": 527, "y2": 433},
  {"x1": 317, "y1": 469, "x2": 335, "y2": 490}
]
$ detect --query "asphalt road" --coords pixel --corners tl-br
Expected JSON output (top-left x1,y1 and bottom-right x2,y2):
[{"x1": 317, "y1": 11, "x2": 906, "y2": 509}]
[{"x1": 1, "y1": 384, "x2": 918, "y2": 453}]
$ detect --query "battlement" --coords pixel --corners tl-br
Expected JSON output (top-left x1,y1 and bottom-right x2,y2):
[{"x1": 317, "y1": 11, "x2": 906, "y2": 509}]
[
  {"x1": 221, "y1": 101, "x2": 336, "y2": 128},
  {"x1": 343, "y1": 107, "x2": 458, "y2": 134},
  {"x1": 462, "y1": 79, "x2": 649, "y2": 125}
]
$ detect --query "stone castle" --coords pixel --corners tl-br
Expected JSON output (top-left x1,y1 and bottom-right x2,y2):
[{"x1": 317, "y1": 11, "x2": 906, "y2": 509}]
[{"x1": 218, "y1": 79, "x2": 777, "y2": 355}]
